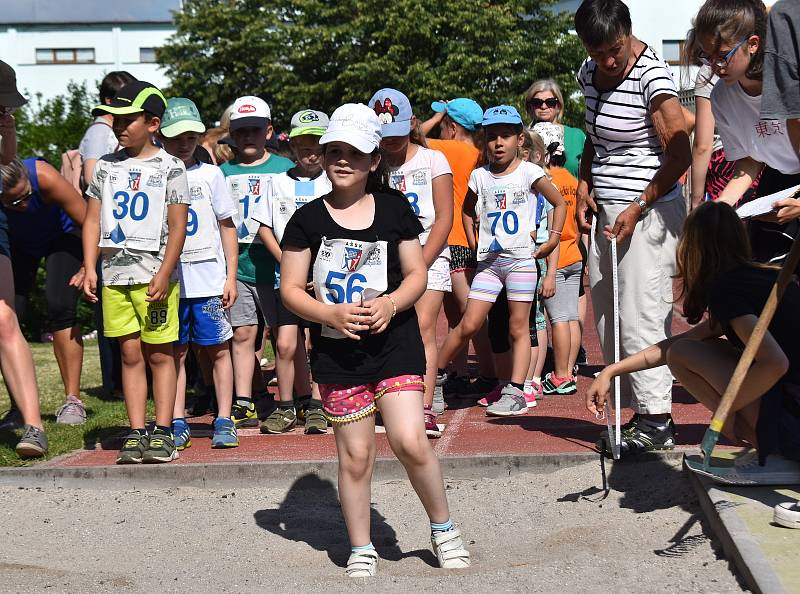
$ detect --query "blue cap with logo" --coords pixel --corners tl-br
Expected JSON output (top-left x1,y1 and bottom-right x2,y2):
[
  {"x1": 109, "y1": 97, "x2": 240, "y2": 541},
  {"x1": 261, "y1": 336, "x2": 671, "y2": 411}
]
[
  {"x1": 430, "y1": 98, "x2": 483, "y2": 131},
  {"x1": 482, "y1": 105, "x2": 523, "y2": 127},
  {"x1": 368, "y1": 88, "x2": 412, "y2": 137}
]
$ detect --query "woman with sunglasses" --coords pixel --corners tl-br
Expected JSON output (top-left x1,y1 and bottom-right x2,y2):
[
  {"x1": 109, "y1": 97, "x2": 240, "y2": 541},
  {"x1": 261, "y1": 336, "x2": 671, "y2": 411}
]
[
  {"x1": 687, "y1": 0, "x2": 800, "y2": 264},
  {"x1": 0, "y1": 157, "x2": 88, "y2": 430},
  {"x1": 523, "y1": 80, "x2": 585, "y2": 179}
]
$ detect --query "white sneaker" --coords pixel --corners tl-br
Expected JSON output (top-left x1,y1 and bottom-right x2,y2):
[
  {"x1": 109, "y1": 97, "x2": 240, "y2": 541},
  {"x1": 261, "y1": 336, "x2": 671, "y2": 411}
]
[
  {"x1": 774, "y1": 501, "x2": 800, "y2": 529},
  {"x1": 345, "y1": 549, "x2": 378, "y2": 577},
  {"x1": 431, "y1": 528, "x2": 471, "y2": 569}
]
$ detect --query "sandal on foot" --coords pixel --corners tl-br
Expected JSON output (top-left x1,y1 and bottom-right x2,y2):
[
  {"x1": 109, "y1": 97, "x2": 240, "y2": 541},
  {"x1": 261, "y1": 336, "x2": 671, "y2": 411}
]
[
  {"x1": 345, "y1": 549, "x2": 378, "y2": 577},
  {"x1": 431, "y1": 528, "x2": 471, "y2": 569}
]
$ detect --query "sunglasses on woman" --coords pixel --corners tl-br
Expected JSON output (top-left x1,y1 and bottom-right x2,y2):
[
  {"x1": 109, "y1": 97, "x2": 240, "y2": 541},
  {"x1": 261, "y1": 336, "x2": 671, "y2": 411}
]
[
  {"x1": 698, "y1": 37, "x2": 748, "y2": 70},
  {"x1": 527, "y1": 98, "x2": 559, "y2": 109}
]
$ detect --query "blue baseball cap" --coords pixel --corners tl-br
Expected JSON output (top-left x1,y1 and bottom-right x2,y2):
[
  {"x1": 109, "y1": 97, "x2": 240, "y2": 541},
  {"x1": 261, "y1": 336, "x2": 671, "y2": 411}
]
[
  {"x1": 482, "y1": 105, "x2": 523, "y2": 127},
  {"x1": 431, "y1": 98, "x2": 483, "y2": 131},
  {"x1": 368, "y1": 88, "x2": 412, "y2": 137}
]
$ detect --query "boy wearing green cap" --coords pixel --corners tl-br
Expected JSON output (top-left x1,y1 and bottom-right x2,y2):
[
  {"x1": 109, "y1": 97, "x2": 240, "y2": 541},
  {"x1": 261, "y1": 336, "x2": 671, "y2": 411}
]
[
  {"x1": 252, "y1": 109, "x2": 331, "y2": 434},
  {"x1": 159, "y1": 97, "x2": 240, "y2": 449},
  {"x1": 82, "y1": 81, "x2": 190, "y2": 464}
]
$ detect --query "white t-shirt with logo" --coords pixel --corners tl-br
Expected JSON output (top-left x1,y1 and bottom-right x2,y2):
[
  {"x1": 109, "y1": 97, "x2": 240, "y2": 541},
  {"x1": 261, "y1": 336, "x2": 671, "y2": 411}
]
[
  {"x1": 177, "y1": 162, "x2": 238, "y2": 298},
  {"x1": 712, "y1": 80, "x2": 800, "y2": 175},
  {"x1": 387, "y1": 146, "x2": 452, "y2": 245},
  {"x1": 252, "y1": 170, "x2": 332, "y2": 243},
  {"x1": 468, "y1": 161, "x2": 545, "y2": 261}
]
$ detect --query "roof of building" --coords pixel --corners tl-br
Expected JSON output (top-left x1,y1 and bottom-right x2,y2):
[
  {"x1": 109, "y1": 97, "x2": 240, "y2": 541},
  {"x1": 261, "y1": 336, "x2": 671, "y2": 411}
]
[{"x1": 0, "y1": 0, "x2": 181, "y2": 25}]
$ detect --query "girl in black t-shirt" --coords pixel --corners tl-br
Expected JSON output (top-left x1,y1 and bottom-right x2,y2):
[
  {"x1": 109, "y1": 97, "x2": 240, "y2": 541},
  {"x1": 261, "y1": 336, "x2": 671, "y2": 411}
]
[
  {"x1": 280, "y1": 103, "x2": 470, "y2": 577},
  {"x1": 587, "y1": 201, "x2": 800, "y2": 466}
]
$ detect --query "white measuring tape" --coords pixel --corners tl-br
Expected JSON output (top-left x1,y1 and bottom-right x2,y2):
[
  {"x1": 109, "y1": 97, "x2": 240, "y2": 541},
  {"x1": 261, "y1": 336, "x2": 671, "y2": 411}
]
[{"x1": 604, "y1": 236, "x2": 622, "y2": 460}]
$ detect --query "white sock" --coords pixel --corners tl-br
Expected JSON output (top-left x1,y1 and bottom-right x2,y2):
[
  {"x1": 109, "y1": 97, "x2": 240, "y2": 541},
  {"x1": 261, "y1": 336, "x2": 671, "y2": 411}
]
[
  {"x1": 524, "y1": 379, "x2": 534, "y2": 392},
  {"x1": 532, "y1": 376, "x2": 541, "y2": 386}
]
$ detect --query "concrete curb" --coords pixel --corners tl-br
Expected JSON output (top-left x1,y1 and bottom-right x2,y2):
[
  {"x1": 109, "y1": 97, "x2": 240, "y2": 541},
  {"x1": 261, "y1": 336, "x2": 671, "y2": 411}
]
[
  {"x1": 0, "y1": 450, "x2": 687, "y2": 490},
  {"x1": 685, "y1": 461, "x2": 788, "y2": 594}
]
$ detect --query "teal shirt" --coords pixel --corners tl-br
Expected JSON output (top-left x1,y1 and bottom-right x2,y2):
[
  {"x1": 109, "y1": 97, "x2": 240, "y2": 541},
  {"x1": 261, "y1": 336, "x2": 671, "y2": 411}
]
[
  {"x1": 220, "y1": 154, "x2": 294, "y2": 285},
  {"x1": 563, "y1": 125, "x2": 586, "y2": 179}
]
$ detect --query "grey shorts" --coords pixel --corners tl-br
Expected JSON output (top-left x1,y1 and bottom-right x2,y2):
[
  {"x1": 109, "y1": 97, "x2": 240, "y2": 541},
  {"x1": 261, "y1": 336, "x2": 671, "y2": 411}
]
[
  {"x1": 230, "y1": 279, "x2": 277, "y2": 328},
  {"x1": 544, "y1": 261, "x2": 582, "y2": 323}
]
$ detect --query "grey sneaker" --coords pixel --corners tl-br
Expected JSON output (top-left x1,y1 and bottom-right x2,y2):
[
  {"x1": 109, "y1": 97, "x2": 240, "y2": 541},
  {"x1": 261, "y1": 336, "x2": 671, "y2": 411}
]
[
  {"x1": 116, "y1": 431, "x2": 149, "y2": 464},
  {"x1": 0, "y1": 407, "x2": 23, "y2": 431},
  {"x1": 432, "y1": 372, "x2": 447, "y2": 415},
  {"x1": 486, "y1": 384, "x2": 528, "y2": 417},
  {"x1": 15, "y1": 425, "x2": 48, "y2": 458},
  {"x1": 55, "y1": 395, "x2": 87, "y2": 425}
]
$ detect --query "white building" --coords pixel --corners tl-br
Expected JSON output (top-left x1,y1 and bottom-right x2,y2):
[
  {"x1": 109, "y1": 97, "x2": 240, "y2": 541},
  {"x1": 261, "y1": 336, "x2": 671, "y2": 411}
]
[{"x1": 0, "y1": 0, "x2": 181, "y2": 102}]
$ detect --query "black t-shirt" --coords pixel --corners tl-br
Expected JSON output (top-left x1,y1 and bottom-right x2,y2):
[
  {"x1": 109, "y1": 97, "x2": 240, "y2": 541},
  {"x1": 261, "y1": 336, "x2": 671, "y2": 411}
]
[
  {"x1": 709, "y1": 265, "x2": 800, "y2": 383},
  {"x1": 281, "y1": 191, "x2": 426, "y2": 384}
]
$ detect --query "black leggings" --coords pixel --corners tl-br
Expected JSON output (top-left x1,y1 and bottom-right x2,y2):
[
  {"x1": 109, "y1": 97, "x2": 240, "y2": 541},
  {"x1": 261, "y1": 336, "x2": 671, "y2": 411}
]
[{"x1": 12, "y1": 233, "x2": 82, "y2": 332}]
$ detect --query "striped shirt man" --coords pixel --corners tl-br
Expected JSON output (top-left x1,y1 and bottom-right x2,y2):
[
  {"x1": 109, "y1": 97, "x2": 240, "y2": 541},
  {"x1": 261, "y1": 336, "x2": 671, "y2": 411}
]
[{"x1": 577, "y1": 45, "x2": 680, "y2": 204}]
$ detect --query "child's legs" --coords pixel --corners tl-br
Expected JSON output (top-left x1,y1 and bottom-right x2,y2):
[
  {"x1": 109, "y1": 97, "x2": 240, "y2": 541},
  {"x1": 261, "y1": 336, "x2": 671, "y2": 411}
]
[
  {"x1": 376, "y1": 383, "x2": 449, "y2": 523},
  {"x1": 143, "y1": 342, "x2": 177, "y2": 428},
  {"x1": 292, "y1": 333, "x2": 311, "y2": 397},
  {"x1": 507, "y1": 301, "x2": 532, "y2": 384},
  {"x1": 232, "y1": 324, "x2": 258, "y2": 398},
  {"x1": 415, "y1": 289, "x2": 445, "y2": 408},
  {"x1": 118, "y1": 333, "x2": 147, "y2": 428},
  {"x1": 437, "y1": 298, "x2": 494, "y2": 371},
  {"x1": 173, "y1": 343, "x2": 189, "y2": 419},
  {"x1": 329, "y1": 399, "x2": 377, "y2": 548},
  {"x1": 275, "y1": 324, "x2": 299, "y2": 403},
  {"x1": 545, "y1": 262, "x2": 582, "y2": 377},
  {"x1": 534, "y1": 328, "x2": 548, "y2": 378},
  {"x1": 0, "y1": 255, "x2": 42, "y2": 428},
  {"x1": 206, "y1": 343, "x2": 233, "y2": 418},
  {"x1": 568, "y1": 320, "x2": 582, "y2": 369},
  {"x1": 447, "y1": 268, "x2": 494, "y2": 378},
  {"x1": 667, "y1": 337, "x2": 760, "y2": 445}
]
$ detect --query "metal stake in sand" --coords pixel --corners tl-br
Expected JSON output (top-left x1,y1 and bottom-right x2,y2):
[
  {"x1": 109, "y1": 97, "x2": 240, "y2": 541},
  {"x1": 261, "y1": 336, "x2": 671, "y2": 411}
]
[
  {"x1": 604, "y1": 237, "x2": 621, "y2": 460},
  {"x1": 701, "y1": 230, "x2": 800, "y2": 469}
]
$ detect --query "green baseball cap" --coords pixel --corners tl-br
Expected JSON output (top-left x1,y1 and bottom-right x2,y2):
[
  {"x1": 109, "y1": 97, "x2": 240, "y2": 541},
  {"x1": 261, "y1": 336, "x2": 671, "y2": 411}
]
[
  {"x1": 160, "y1": 97, "x2": 206, "y2": 138},
  {"x1": 93, "y1": 81, "x2": 167, "y2": 118},
  {"x1": 289, "y1": 109, "x2": 329, "y2": 138}
]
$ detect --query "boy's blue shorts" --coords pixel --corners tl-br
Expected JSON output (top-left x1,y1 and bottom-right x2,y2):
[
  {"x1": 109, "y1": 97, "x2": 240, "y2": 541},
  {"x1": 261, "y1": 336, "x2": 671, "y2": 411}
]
[{"x1": 177, "y1": 296, "x2": 233, "y2": 346}]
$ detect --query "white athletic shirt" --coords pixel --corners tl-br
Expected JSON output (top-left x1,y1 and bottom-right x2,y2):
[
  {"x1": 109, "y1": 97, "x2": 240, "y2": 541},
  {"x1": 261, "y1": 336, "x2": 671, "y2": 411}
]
[
  {"x1": 577, "y1": 45, "x2": 680, "y2": 204},
  {"x1": 252, "y1": 170, "x2": 332, "y2": 243},
  {"x1": 387, "y1": 146, "x2": 452, "y2": 245},
  {"x1": 468, "y1": 161, "x2": 545, "y2": 261},
  {"x1": 177, "y1": 162, "x2": 238, "y2": 298},
  {"x1": 711, "y1": 80, "x2": 800, "y2": 175}
]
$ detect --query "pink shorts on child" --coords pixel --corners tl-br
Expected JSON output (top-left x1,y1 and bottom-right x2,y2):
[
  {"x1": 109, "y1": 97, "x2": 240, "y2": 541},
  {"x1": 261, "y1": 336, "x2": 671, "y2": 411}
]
[{"x1": 319, "y1": 375, "x2": 425, "y2": 424}]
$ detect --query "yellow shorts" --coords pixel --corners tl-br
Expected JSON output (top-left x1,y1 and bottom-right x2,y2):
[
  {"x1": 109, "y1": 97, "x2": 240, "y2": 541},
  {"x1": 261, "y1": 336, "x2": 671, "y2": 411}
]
[{"x1": 102, "y1": 283, "x2": 179, "y2": 344}]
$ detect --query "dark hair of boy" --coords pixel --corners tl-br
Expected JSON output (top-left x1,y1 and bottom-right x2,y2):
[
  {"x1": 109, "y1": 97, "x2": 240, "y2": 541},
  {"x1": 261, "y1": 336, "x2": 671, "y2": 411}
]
[
  {"x1": 99, "y1": 71, "x2": 136, "y2": 104},
  {"x1": 574, "y1": 0, "x2": 632, "y2": 49}
]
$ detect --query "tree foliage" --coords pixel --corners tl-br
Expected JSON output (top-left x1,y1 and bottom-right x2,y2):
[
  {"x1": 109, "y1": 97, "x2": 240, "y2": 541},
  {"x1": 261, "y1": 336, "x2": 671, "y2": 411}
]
[
  {"x1": 16, "y1": 82, "x2": 95, "y2": 166},
  {"x1": 158, "y1": 0, "x2": 585, "y2": 131}
]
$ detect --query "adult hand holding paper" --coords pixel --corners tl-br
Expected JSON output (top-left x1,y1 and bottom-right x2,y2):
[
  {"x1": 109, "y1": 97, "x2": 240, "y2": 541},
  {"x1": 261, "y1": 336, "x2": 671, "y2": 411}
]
[{"x1": 735, "y1": 184, "x2": 800, "y2": 220}]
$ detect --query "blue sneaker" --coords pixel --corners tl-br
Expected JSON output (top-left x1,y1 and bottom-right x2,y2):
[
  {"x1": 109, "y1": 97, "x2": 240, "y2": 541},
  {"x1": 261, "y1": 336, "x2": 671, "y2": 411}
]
[
  {"x1": 172, "y1": 418, "x2": 192, "y2": 451},
  {"x1": 212, "y1": 417, "x2": 239, "y2": 448}
]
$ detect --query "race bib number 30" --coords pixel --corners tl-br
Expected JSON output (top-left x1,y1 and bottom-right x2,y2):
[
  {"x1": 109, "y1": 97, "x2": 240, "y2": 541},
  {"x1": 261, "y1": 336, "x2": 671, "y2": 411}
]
[
  {"x1": 312, "y1": 237, "x2": 388, "y2": 339},
  {"x1": 99, "y1": 168, "x2": 166, "y2": 252}
]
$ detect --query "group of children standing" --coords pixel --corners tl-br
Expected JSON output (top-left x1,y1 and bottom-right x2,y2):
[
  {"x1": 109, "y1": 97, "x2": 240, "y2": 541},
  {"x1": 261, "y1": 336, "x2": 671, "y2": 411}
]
[{"x1": 79, "y1": 77, "x2": 589, "y2": 575}]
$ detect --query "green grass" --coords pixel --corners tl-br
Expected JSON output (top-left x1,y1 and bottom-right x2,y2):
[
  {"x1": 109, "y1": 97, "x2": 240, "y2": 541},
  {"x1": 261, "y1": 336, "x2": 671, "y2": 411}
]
[{"x1": 0, "y1": 341, "x2": 143, "y2": 467}]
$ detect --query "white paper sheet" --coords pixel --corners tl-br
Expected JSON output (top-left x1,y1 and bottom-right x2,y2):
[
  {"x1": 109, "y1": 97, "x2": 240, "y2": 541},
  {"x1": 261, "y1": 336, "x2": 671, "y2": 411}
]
[{"x1": 736, "y1": 184, "x2": 800, "y2": 219}]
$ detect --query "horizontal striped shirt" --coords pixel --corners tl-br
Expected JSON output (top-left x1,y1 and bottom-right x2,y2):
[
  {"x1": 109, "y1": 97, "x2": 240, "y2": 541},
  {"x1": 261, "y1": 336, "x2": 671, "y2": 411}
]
[{"x1": 577, "y1": 45, "x2": 680, "y2": 203}]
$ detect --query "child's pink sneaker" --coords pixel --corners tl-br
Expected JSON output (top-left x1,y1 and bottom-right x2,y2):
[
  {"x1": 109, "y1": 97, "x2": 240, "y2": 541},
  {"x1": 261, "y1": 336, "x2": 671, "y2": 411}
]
[
  {"x1": 477, "y1": 383, "x2": 503, "y2": 407},
  {"x1": 523, "y1": 383, "x2": 540, "y2": 408}
]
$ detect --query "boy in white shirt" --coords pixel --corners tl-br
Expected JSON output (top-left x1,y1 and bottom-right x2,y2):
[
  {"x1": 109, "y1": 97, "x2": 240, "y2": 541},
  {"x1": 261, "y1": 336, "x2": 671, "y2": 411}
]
[
  {"x1": 159, "y1": 98, "x2": 240, "y2": 449},
  {"x1": 253, "y1": 110, "x2": 331, "y2": 434}
]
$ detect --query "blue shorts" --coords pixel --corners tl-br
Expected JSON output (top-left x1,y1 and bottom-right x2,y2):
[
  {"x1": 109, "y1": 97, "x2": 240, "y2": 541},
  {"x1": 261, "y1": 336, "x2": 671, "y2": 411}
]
[{"x1": 177, "y1": 296, "x2": 233, "y2": 346}]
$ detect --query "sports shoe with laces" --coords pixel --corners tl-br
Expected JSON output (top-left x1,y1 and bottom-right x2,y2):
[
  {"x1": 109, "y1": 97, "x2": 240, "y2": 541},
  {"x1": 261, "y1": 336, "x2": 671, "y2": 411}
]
[
  {"x1": 0, "y1": 407, "x2": 23, "y2": 431},
  {"x1": 172, "y1": 418, "x2": 192, "y2": 450},
  {"x1": 231, "y1": 399, "x2": 258, "y2": 427},
  {"x1": 303, "y1": 407, "x2": 328, "y2": 435},
  {"x1": 477, "y1": 383, "x2": 503, "y2": 407},
  {"x1": 432, "y1": 372, "x2": 446, "y2": 414},
  {"x1": 424, "y1": 406, "x2": 441, "y2": 438},
  {"x1": 523, "y1": 384, "x2": 539, "y2": 408},
  {"x1": 597, "y1": 416, "x2": 675, "y2": 458},
  {"x1": 55, "y1": 395, "x2": 87, "y2": 425},
  {"x1": 261, "y1": 406, "x2": 297, "y2": 434},
  {"x1": 211, "y1": 417, "x2": 239, "y2": 448},
  {"x1": 486, "y1": 384, "x2": 528, "y2": 417},
  {"x1": 15, "y1": 424, "x2": 48, "y2": 458},
  {"x1": 542, "y1": 372, "x2": 577, "y2": 396},
  {"x1": 116, "y1": 430, "x2": 149, "y2": 464},
  {"x1": 142, "y1": 428, "x2": 178, "y2": 463}
]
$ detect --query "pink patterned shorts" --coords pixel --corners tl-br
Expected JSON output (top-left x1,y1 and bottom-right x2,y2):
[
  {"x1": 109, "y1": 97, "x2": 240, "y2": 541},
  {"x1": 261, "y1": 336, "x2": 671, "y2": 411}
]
[{"x1": 319, "y1": 374, "x2": 425, "y2": 425}]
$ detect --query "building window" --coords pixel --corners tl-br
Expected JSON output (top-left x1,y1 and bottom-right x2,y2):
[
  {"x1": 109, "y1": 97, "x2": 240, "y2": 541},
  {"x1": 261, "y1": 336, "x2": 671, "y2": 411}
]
[
  {"x1": 35, "y1": 48, "x2": 95, "y2": 64},
  {"x1": 139, "y1": 48, "x2": 157, "y2": 63},
  {"x1": 662, "y1": 40, "x2": 684, "y2": 66}
]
